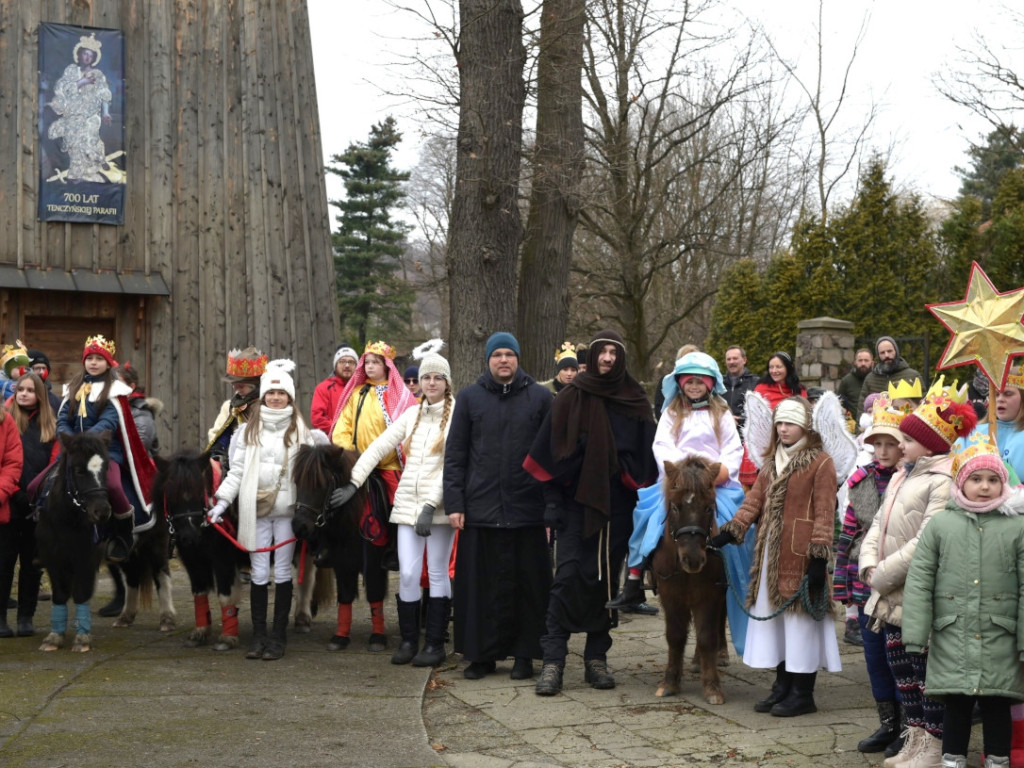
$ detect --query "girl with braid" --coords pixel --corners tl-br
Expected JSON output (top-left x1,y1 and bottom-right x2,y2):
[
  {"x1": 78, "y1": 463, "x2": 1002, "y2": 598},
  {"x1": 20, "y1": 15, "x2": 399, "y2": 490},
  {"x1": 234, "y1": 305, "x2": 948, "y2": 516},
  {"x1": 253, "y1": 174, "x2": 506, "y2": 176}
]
[{"x1": 333, "y1": 350, "x2": 457, "y2": 666}]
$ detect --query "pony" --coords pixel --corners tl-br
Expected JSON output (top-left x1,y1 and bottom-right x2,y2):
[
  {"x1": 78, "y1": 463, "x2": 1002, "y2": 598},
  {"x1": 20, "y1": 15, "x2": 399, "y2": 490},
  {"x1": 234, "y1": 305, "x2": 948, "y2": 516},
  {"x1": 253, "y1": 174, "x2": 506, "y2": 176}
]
[
  {"x1": 290, "y1": 442, "x2": 362, "y2": 641},
  {"x1": 651, "y1": 456, "x2": 728, "y2": 704},
  {"x1": 152, "y1": 450, "x2": 247, "y2": 650},
  {"x1": 35, "y1": 431, "x2": 174, "y2": 650}
]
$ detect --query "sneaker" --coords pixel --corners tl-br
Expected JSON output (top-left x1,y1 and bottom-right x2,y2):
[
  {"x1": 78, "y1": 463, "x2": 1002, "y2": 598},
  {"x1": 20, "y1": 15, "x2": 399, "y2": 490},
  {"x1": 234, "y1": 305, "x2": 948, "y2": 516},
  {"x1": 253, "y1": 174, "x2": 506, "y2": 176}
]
[
  {"x1": 463, "y1": 660, "x2": 496, "y2": 680},
  {"x1": 535, "y1": 663, "x2": 564, "y2": 696},
  {"x1": 844, "y1": 617, "x2": 863, "y2": 646},
  {"x1": 620, "y1": 601, "x2": 659, "y2": 615}
]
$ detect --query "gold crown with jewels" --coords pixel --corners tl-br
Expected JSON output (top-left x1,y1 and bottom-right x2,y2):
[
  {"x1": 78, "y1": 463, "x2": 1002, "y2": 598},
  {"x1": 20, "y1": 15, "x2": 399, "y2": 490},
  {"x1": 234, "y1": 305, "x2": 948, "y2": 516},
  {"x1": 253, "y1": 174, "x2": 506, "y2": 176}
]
[{"x1": 364, "y1": 340, "x2": 396, "y2": 361}]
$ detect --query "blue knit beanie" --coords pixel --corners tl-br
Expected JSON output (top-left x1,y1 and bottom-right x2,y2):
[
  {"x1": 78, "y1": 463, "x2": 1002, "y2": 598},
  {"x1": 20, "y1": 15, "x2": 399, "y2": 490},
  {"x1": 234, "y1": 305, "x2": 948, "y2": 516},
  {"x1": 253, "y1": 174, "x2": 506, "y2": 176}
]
[{"x1": 485, "y1": 332, "x2": 520, "y2": 361}]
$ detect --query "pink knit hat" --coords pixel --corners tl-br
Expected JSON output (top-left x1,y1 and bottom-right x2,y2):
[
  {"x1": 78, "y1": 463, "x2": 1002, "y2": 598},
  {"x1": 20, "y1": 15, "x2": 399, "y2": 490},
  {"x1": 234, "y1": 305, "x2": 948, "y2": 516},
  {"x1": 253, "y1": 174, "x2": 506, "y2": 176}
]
[{"x1": 951, "y1": 437, "x2": 1011, "y2": 511}]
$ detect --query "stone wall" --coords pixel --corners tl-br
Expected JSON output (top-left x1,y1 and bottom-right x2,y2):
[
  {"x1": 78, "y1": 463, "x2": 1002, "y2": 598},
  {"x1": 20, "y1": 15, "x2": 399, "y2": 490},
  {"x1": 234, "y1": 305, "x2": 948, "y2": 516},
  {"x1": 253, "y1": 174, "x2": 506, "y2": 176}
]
[{"x1": 796, "y1": 317, "x2": 856, "y2": 391}]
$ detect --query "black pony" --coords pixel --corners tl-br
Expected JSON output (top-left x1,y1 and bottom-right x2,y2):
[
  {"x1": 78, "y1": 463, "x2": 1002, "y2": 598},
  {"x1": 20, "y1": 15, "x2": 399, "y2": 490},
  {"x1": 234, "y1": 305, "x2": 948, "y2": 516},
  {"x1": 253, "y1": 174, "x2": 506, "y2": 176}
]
[
  {"x1": 290, "y1": 442, "x2": 362, "y2": 642},
  {"x1": 153, "y1": 450, "x2": 247, "y2": 650},
  {"x1": 652, "y1": 456, "x2": 728, "y2": 705},
  {"x1": 35, "y1": 431, "x2": 174, "y2": 650}
]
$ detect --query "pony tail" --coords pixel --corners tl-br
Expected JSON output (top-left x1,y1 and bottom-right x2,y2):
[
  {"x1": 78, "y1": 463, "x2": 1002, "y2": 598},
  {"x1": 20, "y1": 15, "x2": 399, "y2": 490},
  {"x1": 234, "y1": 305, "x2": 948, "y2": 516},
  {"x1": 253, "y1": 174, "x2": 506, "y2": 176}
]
[
  {"x1": 402, "y1": 400, "x2": 426, "y2": 457},
  {"x1": 431, "y1": 388, "x2": 454, "y2": 454}
]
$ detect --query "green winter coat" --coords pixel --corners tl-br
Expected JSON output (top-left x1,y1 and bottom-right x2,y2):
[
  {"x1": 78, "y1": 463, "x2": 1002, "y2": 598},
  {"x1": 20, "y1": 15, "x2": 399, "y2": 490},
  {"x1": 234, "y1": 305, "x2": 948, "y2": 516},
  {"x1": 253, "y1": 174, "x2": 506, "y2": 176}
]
[{"x1": 902, "y1": 494, "x2": 1024, "y2": 700}]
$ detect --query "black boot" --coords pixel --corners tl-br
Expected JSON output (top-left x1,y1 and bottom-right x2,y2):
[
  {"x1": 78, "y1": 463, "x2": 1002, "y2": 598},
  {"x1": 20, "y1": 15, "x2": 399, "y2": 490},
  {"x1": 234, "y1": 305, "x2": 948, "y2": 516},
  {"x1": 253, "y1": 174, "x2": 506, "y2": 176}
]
[
  {"x1": 883, "y1": 704, "x2": 906, "y2": 757},
  {"x1": 412, "y1": 597, "x2": 450, "y2": 667},
  {"x1": 857, "y1": 700, "x2": 898, "y2": 752},
  {"x1": 770, "y1": 671, "x2": 817, "y2": 717},
  {"x1": 391, "y1": 597, "x2": 420, "y2": 665},
  {"x1": 98, "y1": 563, "x2": 126, "y2": 617},
  {"x1": 105, "y1": 510, "x2": 135, "y2": 564},
  {"x1": 535, "y1": 663, "x2": 564, "y2": 696},
  {"x1": 0, "y1": 615, "x2": 11, "y2": 638},
  {"x1": 754, "y1": 662, "x2": 792, "y2": 712},
  {"x1": 245, "y1": 583, "x2": 268, "y2": 659},
  {"x1": 605, "y1": 578, "x2": 644, "y2": 610},
  {"x1": 263, "y1": 581, "x2": 292, "y2": 660}
]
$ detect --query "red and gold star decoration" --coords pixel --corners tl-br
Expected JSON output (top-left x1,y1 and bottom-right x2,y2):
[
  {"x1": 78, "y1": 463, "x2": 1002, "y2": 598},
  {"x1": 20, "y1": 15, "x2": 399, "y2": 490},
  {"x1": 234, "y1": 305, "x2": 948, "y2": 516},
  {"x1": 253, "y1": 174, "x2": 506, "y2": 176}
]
[{"x1": 927, "y1": 261, "x2": 1024, "y2": 391}]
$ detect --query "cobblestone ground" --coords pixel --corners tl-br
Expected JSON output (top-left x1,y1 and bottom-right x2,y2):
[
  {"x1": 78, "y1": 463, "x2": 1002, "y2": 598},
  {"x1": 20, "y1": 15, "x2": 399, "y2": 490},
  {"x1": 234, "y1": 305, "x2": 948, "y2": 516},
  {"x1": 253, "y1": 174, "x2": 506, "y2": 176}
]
[{"x1": 423, "y1": 604, "x2": 986, "y2": 768}]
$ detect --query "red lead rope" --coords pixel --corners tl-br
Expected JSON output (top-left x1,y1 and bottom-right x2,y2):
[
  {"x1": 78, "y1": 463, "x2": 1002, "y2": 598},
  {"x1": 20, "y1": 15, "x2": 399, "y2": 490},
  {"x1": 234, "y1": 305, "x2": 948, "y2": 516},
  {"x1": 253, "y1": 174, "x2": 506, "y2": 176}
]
[{"x1": 207, "y1": 521, "x2": 308, "y2": 585}]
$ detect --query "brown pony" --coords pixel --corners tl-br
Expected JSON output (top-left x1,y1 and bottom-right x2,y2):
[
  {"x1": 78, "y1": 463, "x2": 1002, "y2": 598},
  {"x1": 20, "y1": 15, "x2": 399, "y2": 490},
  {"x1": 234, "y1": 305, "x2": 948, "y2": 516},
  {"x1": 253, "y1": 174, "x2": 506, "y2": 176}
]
[{"x1": 651, "y1": 456, "x2": 727, "y2": 704}]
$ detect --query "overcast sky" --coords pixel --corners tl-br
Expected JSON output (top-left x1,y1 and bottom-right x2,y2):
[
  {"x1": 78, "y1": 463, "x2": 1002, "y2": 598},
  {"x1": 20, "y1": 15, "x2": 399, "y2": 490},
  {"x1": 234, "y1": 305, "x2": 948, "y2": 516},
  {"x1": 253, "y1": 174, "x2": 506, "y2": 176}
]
[{"x1": 308, "y1": 1, "x2": 1021, "y2": 211}]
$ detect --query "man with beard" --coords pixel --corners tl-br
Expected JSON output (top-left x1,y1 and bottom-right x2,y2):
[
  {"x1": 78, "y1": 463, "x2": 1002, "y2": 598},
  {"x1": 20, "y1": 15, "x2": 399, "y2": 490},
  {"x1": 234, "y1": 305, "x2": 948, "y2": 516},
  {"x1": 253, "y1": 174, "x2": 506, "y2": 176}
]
[
  {"x1": 444, "y1": 332, "x2": 554, "y2": 681},
  {"x1": 858, "y1": 337, "x2": 922, "y2": 416},
  {"x1": 722, "y1": 345, "x2": 759, "y2": 428},
  {"x1": 839, "y1": 348, "x2": 873, "y2": 421},
  {"x1": 524, "y1": 331, "x2": 658, "y2": 695}
]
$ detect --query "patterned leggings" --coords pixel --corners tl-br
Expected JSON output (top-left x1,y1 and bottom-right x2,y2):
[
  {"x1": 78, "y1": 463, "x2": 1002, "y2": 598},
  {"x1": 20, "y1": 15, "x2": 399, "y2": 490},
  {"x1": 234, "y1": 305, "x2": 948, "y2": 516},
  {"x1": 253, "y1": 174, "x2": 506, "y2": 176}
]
[{"x1": 884, "y1": 623, "x2": 944, "y2": 737}]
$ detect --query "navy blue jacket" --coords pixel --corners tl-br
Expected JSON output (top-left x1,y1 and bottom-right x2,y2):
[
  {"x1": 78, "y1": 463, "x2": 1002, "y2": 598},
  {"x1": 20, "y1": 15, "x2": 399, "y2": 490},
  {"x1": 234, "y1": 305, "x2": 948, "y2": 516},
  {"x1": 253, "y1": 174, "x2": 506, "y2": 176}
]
[{"x1": 443, "y1": 368, "x2": 552, "y2": 528}]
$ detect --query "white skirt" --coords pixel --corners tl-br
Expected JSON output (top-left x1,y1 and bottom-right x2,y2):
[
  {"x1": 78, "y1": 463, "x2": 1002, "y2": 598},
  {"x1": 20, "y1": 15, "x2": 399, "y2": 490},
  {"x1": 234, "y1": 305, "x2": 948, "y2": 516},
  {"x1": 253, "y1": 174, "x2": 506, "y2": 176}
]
[{"x1": 742, "y1": 543, "x2": 842, "y2": 674}]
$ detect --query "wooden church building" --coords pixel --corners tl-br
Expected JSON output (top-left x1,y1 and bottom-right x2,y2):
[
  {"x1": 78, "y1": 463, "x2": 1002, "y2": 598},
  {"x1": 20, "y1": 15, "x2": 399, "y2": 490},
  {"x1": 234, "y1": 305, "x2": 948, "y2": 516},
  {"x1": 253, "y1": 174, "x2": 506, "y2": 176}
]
[{"x1": 0, "y1": 0, "x2": 338, "y2": 448}]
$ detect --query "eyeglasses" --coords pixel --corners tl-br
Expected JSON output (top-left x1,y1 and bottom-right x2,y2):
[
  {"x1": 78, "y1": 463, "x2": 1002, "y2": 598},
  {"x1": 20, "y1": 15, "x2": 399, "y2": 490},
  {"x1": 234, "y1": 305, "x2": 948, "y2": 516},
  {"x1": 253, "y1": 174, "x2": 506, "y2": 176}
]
[{"x1": 405, "y1": 378, "x2": 418, "y2": 384}]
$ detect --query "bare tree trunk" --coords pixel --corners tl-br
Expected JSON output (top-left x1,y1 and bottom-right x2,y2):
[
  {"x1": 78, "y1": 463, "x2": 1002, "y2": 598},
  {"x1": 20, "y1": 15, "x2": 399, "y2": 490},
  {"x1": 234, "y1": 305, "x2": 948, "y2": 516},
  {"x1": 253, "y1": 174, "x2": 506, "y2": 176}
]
[
  {"x1": 446, "y1": 0, "x2": 526, "y2": 388},
  {"x1": 516, "y1": 0, "x2": 585, "y2": 381}
]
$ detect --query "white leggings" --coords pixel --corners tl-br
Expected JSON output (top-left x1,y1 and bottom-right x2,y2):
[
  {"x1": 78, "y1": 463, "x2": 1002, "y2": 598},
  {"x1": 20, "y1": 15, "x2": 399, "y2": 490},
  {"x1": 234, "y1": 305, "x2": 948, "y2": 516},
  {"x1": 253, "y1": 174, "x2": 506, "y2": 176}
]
[
  {"x1": 397, "y1": 523, "x2": 455, "y2": 601},
  {"x1": 250, "y1": 516, "x2": 296, "y2": 586}
]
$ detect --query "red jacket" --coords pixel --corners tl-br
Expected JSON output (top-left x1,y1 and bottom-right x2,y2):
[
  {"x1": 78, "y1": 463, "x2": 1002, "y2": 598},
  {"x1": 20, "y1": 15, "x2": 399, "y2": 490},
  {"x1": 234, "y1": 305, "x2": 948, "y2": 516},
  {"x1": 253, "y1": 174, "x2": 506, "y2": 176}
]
[
  {"x1": 0, "y1": 414, "x2": 24, "y2": 524},
  {"x1": 754, "y1": 382, "x2": 807, "y2": 411},
  {"x1": 310, "y1": 375, "x2": 349, "y2": 433}
]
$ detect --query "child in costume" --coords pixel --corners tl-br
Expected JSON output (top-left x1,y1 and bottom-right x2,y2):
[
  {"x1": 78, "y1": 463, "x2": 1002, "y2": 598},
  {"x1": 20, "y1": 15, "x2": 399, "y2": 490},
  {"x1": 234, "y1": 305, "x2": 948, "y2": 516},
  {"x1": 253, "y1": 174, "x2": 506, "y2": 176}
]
[
  {"x1": 53, "y1": 336, "x2": 156, "y2": 564},
  {"x1": 208, "y1": 360, "x2": 313, "y2": 661},
  {"x1": 0, "y1": 342, "x2": 30, "y2": 402},
  {"x1": 605, "y1": 353, "x2": 745, "y2": 633},
  {"x1": 327, "y1": 340, "x2": 417, "y2": 652},
  {"x1": 834, "y1": 394, "x2": 904, "y2": 754},
  {"x1": 206, "y1": 347, "x2": 267, "y2": 469},
  {"x1": 333, "y1": 346, "x2": 456, "y2": 667},
  {"x1": 860, "y1": 378, "x2": 977, "y2": 768},
  {"x1": 902, "y1": 437, "x2": 1024, "y2": 768},
  {"x1": 711, "y1": 396, "x2": 841, "y2": 718}
]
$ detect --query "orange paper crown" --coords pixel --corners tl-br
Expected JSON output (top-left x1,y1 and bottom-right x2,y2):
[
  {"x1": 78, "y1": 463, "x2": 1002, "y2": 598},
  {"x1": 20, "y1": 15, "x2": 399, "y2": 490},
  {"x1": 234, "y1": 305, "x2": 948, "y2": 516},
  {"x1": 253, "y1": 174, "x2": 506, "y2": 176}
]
[
  {"x1": 951, "y1": 432, "x2": 1002, "y2": 478},
  {"x1": 364, "y1": 340, "x2": 396, "y2": 361},
  {"x1": 1005, "y1": 368, "x2": 1024, "y2": 390},
  {"x1": 225, "y1": 347, "x2": 268, "y2": 379}
]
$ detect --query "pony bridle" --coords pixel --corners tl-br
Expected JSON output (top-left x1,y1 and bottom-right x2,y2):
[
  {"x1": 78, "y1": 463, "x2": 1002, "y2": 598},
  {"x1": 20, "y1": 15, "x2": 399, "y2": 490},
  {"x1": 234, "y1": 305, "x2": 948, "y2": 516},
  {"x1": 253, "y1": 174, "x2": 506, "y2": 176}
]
[
  {"x1": 293, "y1": 480, "x2": 336, "y2": 529},
  {"x1": 66, "y1": 461, "x2": 108, "y2": 511},
  {"x1": 669, "y1": 502, "x2": 716, "y2": 544}
]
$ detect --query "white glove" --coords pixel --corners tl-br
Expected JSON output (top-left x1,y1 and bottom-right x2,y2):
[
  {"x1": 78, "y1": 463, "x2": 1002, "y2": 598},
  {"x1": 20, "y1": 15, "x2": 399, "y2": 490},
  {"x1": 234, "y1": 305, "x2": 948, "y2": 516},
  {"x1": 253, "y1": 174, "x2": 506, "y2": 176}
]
[{"x1": 207, "y1": 499, "x2": 229, "y2": 524}]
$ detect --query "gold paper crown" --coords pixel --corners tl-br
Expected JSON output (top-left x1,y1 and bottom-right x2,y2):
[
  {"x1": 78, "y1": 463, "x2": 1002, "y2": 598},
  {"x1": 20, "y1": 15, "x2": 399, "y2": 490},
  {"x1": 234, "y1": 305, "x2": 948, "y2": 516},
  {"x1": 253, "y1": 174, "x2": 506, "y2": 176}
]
[
  {"x1": 888, "y1": 378, "x2": 922, "y2": 401},
  {"x1": 1006, "y1": 367, "x2": 1024, "y2": 390},
  {"x1": 84, "y1": 334, "x2": 116, "y2": 358},
  {"x1": 906, "y1": 375, "x2": 972, "y2": 446},
  {"x1": 951, "y1": 432, "x2": 1001, "y2": 478},
  {"x1": 225, "y1": 346, "x2": 267, "y2": 379},
  {"x1": 0, "y1": 340, "x2": 29, "y2": 375},
  {"x1": 364, "y1": 340, "x2": 396, "y2": 361},
  {"x1": 871, "y1": 394, "x2": 905, "y2": 430},
  {"x1": 554, "y1": 341, "x2": 577, "y2": 364},
  {"x1": 73, "y1": 33, "x2": 103, "y2": 65}
]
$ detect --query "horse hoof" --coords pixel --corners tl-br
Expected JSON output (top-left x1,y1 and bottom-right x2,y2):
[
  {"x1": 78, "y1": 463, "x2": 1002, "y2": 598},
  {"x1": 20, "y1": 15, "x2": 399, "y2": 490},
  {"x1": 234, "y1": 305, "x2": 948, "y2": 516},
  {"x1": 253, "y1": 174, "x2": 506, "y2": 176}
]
[
  {"x1": 717, "y1": 657, "x2": 729, "y2": 668},
  {"x1": 655, "y1": 684, "x2": 677, "y2": 698},
  {"x1": 703, "y1": 689, "x2": 725, "y2": 705},
  {"x1": 293, "y1": 615, "x2": 312, "y2": 634},
  {"x1": 184, "y1": 635, "x2": 207, "y2": 648},
  {"x1": 212, "y1": 636, "x2": 238, "y2": 652},
  {"x1": 159, "y1": 616, "x2": 176, "y2": 633},
  {"x1": 39, "y1": 632, "x2": 64, "y2": 652},
  {"x1": 71, "y1": 633, "x2": 92, "y2": 652},
  {"x1": 688, "y1": 662, "x2": 700, "y2": 674}
]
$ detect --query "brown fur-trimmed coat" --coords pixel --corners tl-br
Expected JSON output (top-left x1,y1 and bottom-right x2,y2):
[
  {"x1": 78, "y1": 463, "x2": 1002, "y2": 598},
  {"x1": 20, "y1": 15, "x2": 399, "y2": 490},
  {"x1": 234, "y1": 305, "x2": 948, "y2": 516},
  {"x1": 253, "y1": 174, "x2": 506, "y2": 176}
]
[{"x1": 722, "y1": 447, "x2": 836, "y2": 617}]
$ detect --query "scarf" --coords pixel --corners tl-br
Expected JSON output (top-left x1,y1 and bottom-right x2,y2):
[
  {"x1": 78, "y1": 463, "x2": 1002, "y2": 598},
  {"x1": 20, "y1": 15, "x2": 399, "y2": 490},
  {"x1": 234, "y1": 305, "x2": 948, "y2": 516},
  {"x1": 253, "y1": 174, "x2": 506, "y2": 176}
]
[
  {"x1": 951, "y1": 483, "x2": 1012, "y2": 513},
  {"x1": 774, "y1": 436, "x2": 807, "y2": 475},
  {"x1": 237, "y1": 405, "x2": 308, "y2": 552},
  {"x1": 550, "y1": 330, "x2": 653, "y2": 537}
]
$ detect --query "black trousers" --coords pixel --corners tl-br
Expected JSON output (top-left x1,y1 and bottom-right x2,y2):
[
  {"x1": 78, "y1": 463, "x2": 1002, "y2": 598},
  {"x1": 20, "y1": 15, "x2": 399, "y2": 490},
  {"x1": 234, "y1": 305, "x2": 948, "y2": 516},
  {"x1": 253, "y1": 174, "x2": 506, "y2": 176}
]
[
  {"x1": 942, "y1": 693, "x2": 1012, "y2": 757},
  {"x1": 0, "y1": 515, "x2": 43, "y2": 620}
]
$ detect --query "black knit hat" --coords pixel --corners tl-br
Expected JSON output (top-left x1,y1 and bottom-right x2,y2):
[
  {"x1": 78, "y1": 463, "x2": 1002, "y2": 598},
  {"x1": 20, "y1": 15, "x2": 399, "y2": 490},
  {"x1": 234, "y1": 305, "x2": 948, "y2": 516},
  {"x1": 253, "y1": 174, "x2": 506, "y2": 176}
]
[{"x1": 27, "y1": 349, "x2": 50, "y2": 371}]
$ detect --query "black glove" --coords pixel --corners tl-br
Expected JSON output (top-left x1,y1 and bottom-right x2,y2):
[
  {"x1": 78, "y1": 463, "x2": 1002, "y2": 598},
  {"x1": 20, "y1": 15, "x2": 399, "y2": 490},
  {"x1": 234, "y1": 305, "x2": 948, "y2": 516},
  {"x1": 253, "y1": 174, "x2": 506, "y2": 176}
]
[
  {"x1": 544, "y1": 503, "x2": 564, "y2": 532},
  {"x1": 10, "y1": 489, "x2": 29, "y2": 516},
  {"x1": 415, "y1": 504, "x2": 435, "y2": 537},
  {"x1": 806, "y1": 556, "x2": 828, "y2": 594},
  {"x1": 329, "y1": 483, "x2": 357, "y2": 510},
  {"x1": 708, "y1": 530, "x2": 735, "y2": 549}
]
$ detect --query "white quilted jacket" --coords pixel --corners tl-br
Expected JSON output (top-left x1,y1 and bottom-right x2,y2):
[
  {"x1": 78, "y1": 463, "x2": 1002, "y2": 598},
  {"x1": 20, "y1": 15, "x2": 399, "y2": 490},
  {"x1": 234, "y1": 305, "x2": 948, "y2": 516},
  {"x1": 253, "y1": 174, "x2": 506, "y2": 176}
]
[{"x1": 349, "y1": 398, "x2": 454, "y2": 526}]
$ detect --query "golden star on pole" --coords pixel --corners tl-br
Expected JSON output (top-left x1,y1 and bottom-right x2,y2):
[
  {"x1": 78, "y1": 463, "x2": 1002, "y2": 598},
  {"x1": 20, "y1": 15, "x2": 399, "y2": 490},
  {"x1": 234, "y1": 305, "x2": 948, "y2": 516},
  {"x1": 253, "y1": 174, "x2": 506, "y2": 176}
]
[{"x1": 927, "y1": 261, "x2": 1024, "y2": 391}]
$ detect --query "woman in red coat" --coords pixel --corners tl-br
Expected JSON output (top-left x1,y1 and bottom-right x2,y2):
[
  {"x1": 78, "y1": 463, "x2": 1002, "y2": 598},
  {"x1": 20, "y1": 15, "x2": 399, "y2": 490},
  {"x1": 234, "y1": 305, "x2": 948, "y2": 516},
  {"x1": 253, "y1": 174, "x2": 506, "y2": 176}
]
[
  {"x1": 0, "y1": 376, "x2": 28, "y2": 637},
  {"x1": 753, "y1": 352, "x2": 807, "y2": 410}
]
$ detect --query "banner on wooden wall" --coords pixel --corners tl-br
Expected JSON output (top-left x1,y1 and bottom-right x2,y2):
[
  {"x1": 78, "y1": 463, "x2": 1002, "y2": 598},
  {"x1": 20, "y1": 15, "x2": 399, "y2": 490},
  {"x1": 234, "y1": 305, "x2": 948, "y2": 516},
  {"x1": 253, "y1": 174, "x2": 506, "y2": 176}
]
[{"x1": 37, "y1": 23, "x2": 125, "y2": 225}]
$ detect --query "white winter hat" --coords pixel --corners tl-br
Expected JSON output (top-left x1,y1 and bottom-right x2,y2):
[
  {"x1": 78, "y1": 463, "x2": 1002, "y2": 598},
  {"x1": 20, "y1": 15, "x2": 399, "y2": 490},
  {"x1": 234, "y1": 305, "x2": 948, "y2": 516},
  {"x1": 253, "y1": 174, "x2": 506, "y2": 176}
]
[
  {"x1": 418, "y1": 354, "x2": 451, "y2": 380},
  {"x1": 333, "y1": 346, "x2": 357, "y2": 367},
  {"x1": 261, "y1": 359, "x2": 296, "y2": 400}
]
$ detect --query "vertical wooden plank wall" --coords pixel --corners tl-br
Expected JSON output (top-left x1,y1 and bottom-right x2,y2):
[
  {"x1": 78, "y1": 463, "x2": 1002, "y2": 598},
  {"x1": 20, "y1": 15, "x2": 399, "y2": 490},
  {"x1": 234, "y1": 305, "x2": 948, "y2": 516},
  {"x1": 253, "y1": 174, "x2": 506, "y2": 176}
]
[{"x1": 0, "y1": 0, "x2": 339, "y2": 448}]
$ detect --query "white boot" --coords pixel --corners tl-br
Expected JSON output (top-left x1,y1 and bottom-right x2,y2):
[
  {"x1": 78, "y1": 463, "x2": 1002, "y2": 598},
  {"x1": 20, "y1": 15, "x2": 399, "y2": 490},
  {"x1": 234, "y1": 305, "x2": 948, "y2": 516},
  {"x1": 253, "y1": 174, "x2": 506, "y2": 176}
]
[
  {"x1": 903, "y1": 731, "x2": 942, "y2": 768},
  {"x1": 941, "y1": 755, "x2": 967, "y2": 768},
  {"x1": 984, "y1": 757, "x2": 1010, "y2": 768},
  {"x1": 883, "y1": 727, "x2": 923, "y2": 768}
]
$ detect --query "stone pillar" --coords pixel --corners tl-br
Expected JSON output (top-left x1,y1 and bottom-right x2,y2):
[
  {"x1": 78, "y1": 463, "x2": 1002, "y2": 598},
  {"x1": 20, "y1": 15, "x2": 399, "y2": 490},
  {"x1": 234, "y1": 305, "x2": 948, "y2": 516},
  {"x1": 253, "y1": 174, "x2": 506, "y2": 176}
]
[{"x1": 796, "y1": 317, "x2": 856, "y2": 391}]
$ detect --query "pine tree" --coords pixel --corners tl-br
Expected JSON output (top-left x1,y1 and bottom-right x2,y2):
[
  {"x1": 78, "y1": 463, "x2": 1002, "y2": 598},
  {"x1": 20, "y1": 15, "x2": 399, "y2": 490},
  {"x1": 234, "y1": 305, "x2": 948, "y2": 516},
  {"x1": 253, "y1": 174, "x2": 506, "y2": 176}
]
[
  {"x1": 328, "y1": 117, "x2": 415, "y2": 347},
  {"x1": 954, "y1": 126, "x2": 1023, "y2": 219}
]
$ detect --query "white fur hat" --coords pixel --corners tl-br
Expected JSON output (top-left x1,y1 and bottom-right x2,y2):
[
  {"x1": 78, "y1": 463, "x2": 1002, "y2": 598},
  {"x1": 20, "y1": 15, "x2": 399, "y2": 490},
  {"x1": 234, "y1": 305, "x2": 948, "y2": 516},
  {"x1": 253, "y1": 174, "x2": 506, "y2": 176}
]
[{"x1": 261, "y1": 359, "x2": 296, "y2": 400}]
